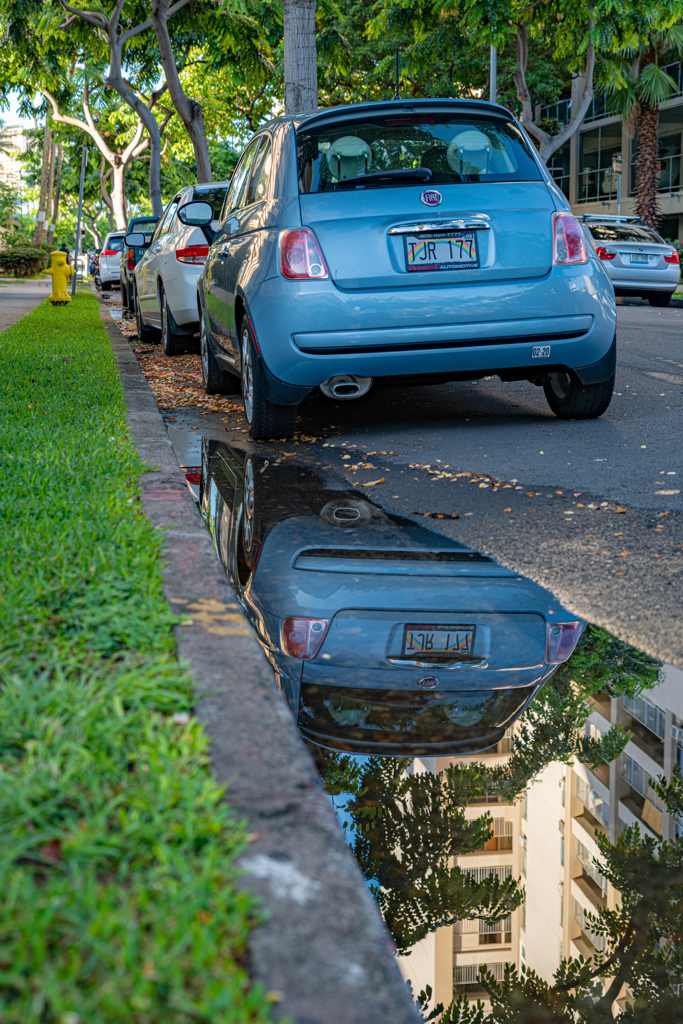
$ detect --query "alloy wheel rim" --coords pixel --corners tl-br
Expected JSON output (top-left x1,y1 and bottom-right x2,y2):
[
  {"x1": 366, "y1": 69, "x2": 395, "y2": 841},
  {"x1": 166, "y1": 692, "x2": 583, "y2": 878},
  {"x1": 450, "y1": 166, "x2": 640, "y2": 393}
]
[
  {"x1": 548, "y1": 371, "x2": 572, "y2": 401},
  {"x1": 242, "y1": 327, "x2": 254, "y2": 423}
]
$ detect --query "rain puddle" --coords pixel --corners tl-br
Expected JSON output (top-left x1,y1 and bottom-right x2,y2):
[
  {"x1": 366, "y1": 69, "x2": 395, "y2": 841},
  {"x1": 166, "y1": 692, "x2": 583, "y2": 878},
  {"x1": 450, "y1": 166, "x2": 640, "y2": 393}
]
[{"x1": 167, "y1": 424, "x2": 681, "y2": 1019}]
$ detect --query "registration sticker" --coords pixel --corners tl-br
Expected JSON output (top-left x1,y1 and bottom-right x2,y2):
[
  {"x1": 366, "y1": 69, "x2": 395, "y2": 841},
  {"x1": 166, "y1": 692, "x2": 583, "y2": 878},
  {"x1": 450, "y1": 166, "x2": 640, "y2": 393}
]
[{"x1": 532, "y1": 345, "x2": 551, "y2": 358}]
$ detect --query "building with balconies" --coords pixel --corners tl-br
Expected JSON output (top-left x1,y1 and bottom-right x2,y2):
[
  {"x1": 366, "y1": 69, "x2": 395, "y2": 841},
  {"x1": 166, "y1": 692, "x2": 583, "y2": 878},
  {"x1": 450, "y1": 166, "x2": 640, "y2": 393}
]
[{"x1": 541, "y1": 66, "x2": 683, "y2": 240}]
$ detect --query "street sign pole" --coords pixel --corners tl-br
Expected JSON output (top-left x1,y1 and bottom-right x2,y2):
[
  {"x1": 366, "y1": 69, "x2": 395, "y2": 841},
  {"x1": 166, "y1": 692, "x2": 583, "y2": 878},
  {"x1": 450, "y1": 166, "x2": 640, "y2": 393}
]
[
  {"x1": 612, "y1": 154, "x2": 623, "y2": 217},
  {"x1": 72, "y1": 145, "x2": 88, "y2": 298},
  {"x1": 490, "y1": 46, "x2": 497, "y2": 104}
]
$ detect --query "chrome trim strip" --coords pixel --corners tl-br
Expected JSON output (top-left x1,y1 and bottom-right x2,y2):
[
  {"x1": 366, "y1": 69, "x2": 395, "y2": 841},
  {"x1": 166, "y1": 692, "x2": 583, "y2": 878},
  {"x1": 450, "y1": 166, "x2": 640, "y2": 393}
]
[{"x1": 388, "y1": 220, "x2": 491, "y2": 235}]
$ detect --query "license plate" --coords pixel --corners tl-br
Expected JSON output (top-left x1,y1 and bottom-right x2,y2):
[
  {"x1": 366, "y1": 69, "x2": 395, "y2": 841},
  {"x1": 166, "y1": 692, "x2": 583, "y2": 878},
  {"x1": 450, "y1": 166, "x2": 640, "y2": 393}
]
[
  {"x1": 630, "y1": 253, "x2": 650, "y2": 264},
  {"x1": 533, "y1": 345, "x2": 550, "y2": 358},
  {"x1": 404, "y1": 232, "x2": 478, "y2": 273},
  {"x1": 402, "y1": 623, "x2": 476, "y2": 658}
]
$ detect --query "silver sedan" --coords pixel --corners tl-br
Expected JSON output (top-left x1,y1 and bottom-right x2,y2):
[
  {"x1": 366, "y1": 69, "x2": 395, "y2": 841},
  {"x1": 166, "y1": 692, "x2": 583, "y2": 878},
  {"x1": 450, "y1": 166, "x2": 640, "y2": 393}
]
[{"x1": 582, "y1": 216, "x2": 680, "y2": 307}]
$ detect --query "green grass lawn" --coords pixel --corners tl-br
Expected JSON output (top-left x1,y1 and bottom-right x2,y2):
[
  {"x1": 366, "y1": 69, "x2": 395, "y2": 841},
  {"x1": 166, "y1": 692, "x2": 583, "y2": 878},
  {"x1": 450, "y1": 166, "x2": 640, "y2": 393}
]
[{"x1": 0, "y1": 294, "x2": 275, "y2": 1023}]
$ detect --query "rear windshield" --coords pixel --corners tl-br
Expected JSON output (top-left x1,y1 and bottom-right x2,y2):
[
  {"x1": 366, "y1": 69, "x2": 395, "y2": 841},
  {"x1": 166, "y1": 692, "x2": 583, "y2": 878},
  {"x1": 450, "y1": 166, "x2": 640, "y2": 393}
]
[
  {"x1": 194, "y1": 185, "x2": 229, "y2": 217},
  {"x1": 104, "y1": 236, "x2": 124, "y2": 251},
  {"x1": 298, "y1": 684, "x2": 534, "y2": 751},
  {"x1": 588, "y1": 224, "x2": 663, "y2": 243},
  {"x1": 297, "y1": 114, "x2": 542, "y2": 193}
]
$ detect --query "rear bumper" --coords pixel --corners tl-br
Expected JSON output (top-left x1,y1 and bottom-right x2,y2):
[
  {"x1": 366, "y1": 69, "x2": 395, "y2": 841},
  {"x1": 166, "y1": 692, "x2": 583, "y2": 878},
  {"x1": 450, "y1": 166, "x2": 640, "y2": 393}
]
[
  {"x1": 608, "y1": 265, "x2": 680, "y2": 293},
  {"x1": 248, "y1": 263, "x2": 616, "y2": 400}
]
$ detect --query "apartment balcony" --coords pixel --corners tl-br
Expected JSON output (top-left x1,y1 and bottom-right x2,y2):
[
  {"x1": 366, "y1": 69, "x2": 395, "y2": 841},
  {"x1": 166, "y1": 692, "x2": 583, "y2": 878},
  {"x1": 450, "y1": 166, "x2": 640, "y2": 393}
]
[
  {"x1": 454, "y1": 917, "x2": 512, "y2": 953},
  {"x1": 572, "y1": 870, "x2": 607, "y2": 909},
  {"x1": 624, "y1": 718, "x2": 665, "y2": 768},
  {"x1": 453, "y1": 961, "x2": 513, "y2": 995},
  {"x1": 619, "y1": 789, "x2": 663, "y2": 836}
]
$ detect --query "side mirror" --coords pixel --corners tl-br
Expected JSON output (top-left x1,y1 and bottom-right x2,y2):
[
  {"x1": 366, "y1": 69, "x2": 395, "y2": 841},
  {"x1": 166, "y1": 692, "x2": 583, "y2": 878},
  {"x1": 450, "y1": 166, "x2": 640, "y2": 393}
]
[
  {"x1": 177, "y1": 201, "x2": 215, "y2": 226},
  {"x1": 125, "y1": 232, "x2": 148, "y2": 247}
]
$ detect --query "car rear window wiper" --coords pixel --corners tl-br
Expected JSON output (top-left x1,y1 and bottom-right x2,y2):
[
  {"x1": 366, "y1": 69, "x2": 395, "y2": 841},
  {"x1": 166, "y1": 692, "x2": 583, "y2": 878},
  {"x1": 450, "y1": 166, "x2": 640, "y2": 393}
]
[{"x1": 335, "y1": 167, "x2": 433, "y2": 189}]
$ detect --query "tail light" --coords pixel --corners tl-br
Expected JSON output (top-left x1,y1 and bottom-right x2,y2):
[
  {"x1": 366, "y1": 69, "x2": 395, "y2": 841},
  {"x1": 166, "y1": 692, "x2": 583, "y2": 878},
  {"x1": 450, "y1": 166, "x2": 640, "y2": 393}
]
[
  {"x1": 176, "y1": 244, "x2": 209, "y2": 265},
  {"x1": 664, "y1": 250, "x2": 680, "y2": 264},
  {"x1": 552, "y1": 213, "x2": 588, "y2": 265},
  {"x1": 101, "y1": 248, "x2": 118, "y2": 257},
  {"x1": 280, "y1": 229, "x2": 328, "y2": 279},
  {"x1": 546, "y1": 622, "x2": 583, "y2": 664},
  {"x1": 595, "y1": 246, "x2": 617, "y2": 261},
  {"x1": 127, "y1": 248, "x2": 135, "y2": 270},
  {"x1": 183, "y1": 468, "x2": 201, "y2": 485},
  {"x1": 282, "y1": 617, "x2": 330, "y2": 659}
]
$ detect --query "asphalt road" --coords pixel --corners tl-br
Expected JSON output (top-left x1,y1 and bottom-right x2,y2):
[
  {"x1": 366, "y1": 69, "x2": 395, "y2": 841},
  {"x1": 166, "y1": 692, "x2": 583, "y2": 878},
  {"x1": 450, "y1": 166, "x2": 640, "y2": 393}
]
[
  {"x1": 163, "y1": 299, "x2": 683, "y2": 669},
  {"x1": 0, "y1": 278, "x2": 50, "y2": 331}
]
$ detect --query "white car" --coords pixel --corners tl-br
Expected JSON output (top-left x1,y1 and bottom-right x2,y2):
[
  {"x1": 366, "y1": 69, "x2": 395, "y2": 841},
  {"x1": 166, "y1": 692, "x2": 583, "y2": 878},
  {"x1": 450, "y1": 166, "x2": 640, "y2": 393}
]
[
  {"x1": 581, "y1": 214, "x2": 681, "y2": 307},
  {"x1": 97, "y1": 231, "x2": 126, "y2": 289},
  {"x1": 132, "y1": 182, "x2": 230, "y2": 355}
]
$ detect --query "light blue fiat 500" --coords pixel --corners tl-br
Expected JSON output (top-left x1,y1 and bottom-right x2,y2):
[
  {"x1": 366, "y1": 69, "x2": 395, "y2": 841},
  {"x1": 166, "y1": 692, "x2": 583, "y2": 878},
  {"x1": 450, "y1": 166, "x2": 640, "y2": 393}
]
[{"x1": 182, "y1": 98, "x2": 616, "y2": 439}]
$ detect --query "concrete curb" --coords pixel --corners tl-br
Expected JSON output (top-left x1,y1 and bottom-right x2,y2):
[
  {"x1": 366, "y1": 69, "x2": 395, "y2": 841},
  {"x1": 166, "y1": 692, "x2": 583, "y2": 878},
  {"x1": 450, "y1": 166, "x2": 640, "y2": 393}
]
[{"x1": 98, "y1": 299, "x2": 419, "y2": 1024}]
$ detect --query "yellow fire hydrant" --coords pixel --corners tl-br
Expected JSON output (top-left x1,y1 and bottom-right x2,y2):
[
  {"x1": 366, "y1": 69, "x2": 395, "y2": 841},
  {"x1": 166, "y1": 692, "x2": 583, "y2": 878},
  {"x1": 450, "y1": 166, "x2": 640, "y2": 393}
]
[{"x1": 44, "y1": 251, "x2": 75, "y2": 305}]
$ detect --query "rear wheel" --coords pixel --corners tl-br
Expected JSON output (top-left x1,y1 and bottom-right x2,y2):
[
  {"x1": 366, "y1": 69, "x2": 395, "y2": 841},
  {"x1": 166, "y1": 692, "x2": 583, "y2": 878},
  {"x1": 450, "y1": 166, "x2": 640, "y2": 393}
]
[
  {"x1": 127, "y1": 281, "x2": 136, "y2": 313},
  {"x1": 543, "y1": 371, "x2": 614, "y2": 419},
  {"x1": 121, "y1": 283, "x2": 128, "y2": 308},
  {"x1": 240, "y1": 319, "x2": 298, "y2": 440},
  {"x1": 200, "y1": 318, "x2": 240, "y2": 395},
  {"x1": 135, "y1": 295, "x2": 160, "y2": 343},
  {"x1": 161, "y1": 290, "x2": 188, "y2": 356},
  {"x1": 648, "y1": 292, "x2": 672, "y2": 308}
]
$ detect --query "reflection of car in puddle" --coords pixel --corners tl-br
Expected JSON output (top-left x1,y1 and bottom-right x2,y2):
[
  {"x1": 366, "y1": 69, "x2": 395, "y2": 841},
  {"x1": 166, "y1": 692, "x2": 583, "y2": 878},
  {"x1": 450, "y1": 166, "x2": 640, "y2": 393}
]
[{"x1": 200, "y1": 440, "x2": 584, "y2": 755}]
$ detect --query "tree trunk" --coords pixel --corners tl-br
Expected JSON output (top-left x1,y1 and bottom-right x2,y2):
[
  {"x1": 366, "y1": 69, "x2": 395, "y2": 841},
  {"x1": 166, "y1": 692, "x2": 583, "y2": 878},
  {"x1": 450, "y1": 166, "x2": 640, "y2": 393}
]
[
  {"x1": 109, "y1": 161, "x2": 127, "y2": 231},
  {"x1": 150, "y1": 0, "x2": 212, "y2": 181},
  {"x1": 635, "y1": 99, "x2": 661, "y2": 229},
  {"x1": 283, "y1": 0, "x2": 318, "y2": 114},
  {"x1": 47, "y1": 142, "x2": 63, "y2": 246},
  {"x1": 32, "y1": 120, "x2": 52, "y2": 246}
]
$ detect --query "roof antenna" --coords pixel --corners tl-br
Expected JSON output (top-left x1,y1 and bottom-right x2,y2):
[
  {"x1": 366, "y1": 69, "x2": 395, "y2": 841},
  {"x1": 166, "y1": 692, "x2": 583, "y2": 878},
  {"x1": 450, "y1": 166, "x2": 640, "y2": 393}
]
[{"x1": 393, "y1": 47, "x2": 401, "y2": 100}]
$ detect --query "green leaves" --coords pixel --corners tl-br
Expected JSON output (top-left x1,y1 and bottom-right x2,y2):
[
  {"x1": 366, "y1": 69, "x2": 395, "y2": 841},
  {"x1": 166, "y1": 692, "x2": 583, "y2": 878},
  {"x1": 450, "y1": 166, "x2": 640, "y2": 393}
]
[{"x1": 0, "y1": 295, "x2": 274, "y2": 1023}]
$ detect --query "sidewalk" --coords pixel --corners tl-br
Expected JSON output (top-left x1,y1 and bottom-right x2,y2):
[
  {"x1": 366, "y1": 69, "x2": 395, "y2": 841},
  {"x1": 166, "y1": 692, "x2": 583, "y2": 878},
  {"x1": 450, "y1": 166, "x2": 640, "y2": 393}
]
[{"x1": 0, "y1": 278, "x2": 50, "y2": 331}]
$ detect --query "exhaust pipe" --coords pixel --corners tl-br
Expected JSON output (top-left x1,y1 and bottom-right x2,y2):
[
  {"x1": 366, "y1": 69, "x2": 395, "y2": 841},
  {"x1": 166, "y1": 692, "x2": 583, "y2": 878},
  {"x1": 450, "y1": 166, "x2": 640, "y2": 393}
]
[{"x1": 320, "y1": 375, "x2": 373, "y2": 400}]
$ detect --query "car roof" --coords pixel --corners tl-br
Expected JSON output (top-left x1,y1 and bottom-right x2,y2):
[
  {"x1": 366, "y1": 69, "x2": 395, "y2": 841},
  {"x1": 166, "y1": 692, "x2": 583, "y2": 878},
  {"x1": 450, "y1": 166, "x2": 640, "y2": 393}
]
[
  {"x1": 261, "y1": 97, "x2": 516, "y2": 133},
  {"x1": 193, "y1": 180, "x2": 231, "y2": 190}
]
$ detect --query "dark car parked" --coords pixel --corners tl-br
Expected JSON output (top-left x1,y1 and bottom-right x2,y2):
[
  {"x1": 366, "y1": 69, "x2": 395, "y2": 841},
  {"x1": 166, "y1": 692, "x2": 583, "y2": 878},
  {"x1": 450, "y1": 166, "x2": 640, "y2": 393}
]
[{"x1": 121, "y1": 215, "x2": 158, "y2": 312}]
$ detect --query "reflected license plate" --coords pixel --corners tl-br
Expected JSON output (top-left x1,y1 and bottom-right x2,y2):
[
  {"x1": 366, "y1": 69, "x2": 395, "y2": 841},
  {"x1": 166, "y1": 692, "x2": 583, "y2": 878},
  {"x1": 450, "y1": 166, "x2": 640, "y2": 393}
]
[
  {"x1": 630, "y1": 253, "x2": 650, "y2": 263},
  {"x1": 402, "y1": 623, "x2": 476, "y2": 657},
  {"x1": 404, "y1": 232, "x2": 478, "y2": 273}
]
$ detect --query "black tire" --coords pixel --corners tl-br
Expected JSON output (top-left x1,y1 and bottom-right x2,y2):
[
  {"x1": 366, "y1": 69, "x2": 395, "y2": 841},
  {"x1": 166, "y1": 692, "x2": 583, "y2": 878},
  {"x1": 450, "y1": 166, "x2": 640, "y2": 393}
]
[
  {"x1": 127, "y1": 281, "x2": 136, "y2": 313},
  {"x1": 161, "y1": 290, "x2": 188, "y2": 356},
  {"x1": 543, "y1": 371, "x2": 614, "y2": 419},
  {"x1": 121, "y1": 283, "x2": 128, "y2": 308},
  {"x1": 135, "y1": 295, "x2": 160, "y2": 343},
  {"x1": 240, "y1": 318, "x2": 298, "y2": 440},
  {"x1": 648, "y1": 292, "x2": 672, "y2": 308},
  {"x1": 200, "y1": 317, "x2": 240, "y2": 395}
]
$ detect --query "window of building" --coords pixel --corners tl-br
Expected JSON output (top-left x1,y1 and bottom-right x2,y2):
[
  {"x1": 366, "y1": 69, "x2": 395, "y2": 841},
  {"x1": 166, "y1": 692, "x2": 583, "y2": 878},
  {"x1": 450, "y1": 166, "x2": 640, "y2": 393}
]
[
  {"x1": 575, "y1": 838, "x2": 608, "y2": 896},
  {"x1": 630, "y1": 103, "x2": 683, "y2": 196},
  {"x1": 574, "y1": 774, "x2": 610, "y2": 827},
  {"x1": 578, "y1": 122, "x2": 622, "y2": 202},
  {"x1": 621, "y1": 752, "x2": 662, "y2": 810},
  {"x1": 623, "y1": 694, "x2": 666, "y2": 739},
  {"x1": 547, "y1": 143, "x2": 570, "y2": 198}
]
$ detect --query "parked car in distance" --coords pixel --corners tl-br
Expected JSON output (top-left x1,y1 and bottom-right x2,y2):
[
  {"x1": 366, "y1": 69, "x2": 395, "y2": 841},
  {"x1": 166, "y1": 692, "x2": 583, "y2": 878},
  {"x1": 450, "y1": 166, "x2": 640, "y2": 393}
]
[
  {"x1": 129, "y1": 182, "x2": 230, "y2": 355},
  {"x1": 200, "y1": 440, "x2": 585, "y2": 756},
  {"x1": 121, "y1": 215, "x2": 158, "y2": 312},
  {"x1": 193, "y1": 97, "x2": 617, "y2": 440},
  {"x1": 581, "y1": 214, "x2": 681, "y2": 307},
  {"x1": 96, "y1": 232, "x2": 126, "y2": 289}
]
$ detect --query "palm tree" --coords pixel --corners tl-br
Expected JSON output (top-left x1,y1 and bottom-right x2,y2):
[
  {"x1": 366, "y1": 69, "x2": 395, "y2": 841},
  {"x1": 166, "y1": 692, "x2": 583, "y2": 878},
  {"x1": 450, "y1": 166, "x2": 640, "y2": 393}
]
[{"x1": 599, "y1": 16, "x2": 683, "y2": 228}]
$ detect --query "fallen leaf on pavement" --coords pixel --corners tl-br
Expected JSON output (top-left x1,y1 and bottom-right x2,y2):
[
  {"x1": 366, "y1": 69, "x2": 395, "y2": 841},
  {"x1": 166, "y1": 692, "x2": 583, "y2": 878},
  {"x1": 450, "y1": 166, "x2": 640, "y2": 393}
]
[{"x1": 359, "y1": 478, "x2": 385, "y2": 487}]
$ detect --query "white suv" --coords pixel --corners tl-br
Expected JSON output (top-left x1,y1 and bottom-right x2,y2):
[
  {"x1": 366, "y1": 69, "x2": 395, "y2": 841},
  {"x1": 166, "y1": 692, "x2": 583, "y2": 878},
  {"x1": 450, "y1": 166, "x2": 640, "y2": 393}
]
[
  {"x1": 97, "y1": 231, "x2": 126, "y2": 289},
  {"x1": 134, "y1": 182, "x2": 230, "y2": 355}
]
